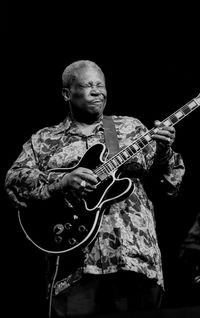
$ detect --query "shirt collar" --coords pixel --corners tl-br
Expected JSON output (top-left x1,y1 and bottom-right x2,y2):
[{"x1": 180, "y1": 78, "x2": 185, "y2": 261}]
[{"x1": 54, "y1": 115, "x2": 104, "y2": 135}]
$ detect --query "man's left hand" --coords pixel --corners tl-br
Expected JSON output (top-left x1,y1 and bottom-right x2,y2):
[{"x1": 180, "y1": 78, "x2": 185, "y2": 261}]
[{"x1": 152, "y1": 120, "x2": 176, "y2": 148}]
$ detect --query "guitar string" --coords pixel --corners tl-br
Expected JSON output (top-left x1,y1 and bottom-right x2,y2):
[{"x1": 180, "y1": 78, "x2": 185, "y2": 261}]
[
  {"x1": 47, "y1": 98, "x2": 199, "y2": 178},
  {"x1": 47, "y1": 98, "x2": 199, "y2": 177},
  {"x1": 93, "y1": 98, "x2": 199, "y2": 179}
]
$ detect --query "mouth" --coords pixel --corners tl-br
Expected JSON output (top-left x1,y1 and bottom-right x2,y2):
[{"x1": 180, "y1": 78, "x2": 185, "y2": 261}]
[
  {"x1": 89, "y1": 99, "x2": 104, "y2": 105},
  {"x1": 90, "y1": 99, "x2": 103, "y2": 103}
]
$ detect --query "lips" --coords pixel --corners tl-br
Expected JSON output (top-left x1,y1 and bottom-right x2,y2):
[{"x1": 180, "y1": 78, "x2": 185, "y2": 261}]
[
  {"x1": 88, "y1": 100, "x2": 104, "y2": 106},
  {"x1": 90, "y1": 99, "x2": 103, "y2": 103}
]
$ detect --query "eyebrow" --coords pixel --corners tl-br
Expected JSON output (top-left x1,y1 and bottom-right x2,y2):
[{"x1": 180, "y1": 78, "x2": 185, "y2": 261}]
[{"x1": 81, "y1": 80, "x2": 105, "y2": 86}]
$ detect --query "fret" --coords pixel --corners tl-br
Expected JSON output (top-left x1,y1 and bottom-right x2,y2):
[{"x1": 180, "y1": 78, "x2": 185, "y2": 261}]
[
  {"x1": 136, "y1": 140, "x2": 145, "y2": 148},
  {"x1": 182, "y1": 106, "x2": 191, "y2": 115},
  {"x1": 143, "y1": 134, "x2": 152, "y2": 142},
  {"x1": 188, "y1": 100, "x2": 198, "y2": 109},
  {"x1": 95, "y1": 94, "x2": 199, "y2": 182},
  {"x1": 116, "y1": 154, "x2": 124, "y2": 164},
  {"x1": 101, "y1": 165, "x2": 110, "y2": 174},
  {"x1": 106, "y1": 161, "x2": 115, "y2": 171},
  {"x1": 132, "y1": 143, "x2": 139, "y2": 151},
  {"x1": 115, "y1": 156, "x2": 122, "y2": 165},
  {"x1": 175, "y1": 110, "x2": 184, "y2": 119},
  {"x1": 162, "y1": 118, "x2": 172, "y2": 127},
  {"x1": 112, "y1": 157, "x2": 120, "y2": 167},
  {"x1": 128, "y1": 146, "x2": 135, "y2": 154},
  {"x1": 110, "y1": 161, "x2": 117, "y2": 170},
  {"x1": 194, "y1": 96, "x2": 200, "y2": 106},
  {"x1": 169, "y1": 114, "x2": 179, "y2": 124},
  {"x1": 122, "y1": 150, "x2": 130, "y2": 159},
  {"x1": 120, "y1": 152, "x2": 128, "y2": 160},
  {"x1": 109, "y1": 159, "x2": 117, "y2": 169},
  {"x1": 127, "y1": 148, "x2": 134, "y2": 156},
  {"x1": 141, "y1": 136, "x2": 149, "y2": 145}
]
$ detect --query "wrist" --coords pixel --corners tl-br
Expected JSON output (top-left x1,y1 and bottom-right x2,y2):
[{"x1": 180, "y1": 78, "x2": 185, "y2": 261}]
[
  {"x1": 48, "y1": 179, "x2": 62, "y2": 194},
  {"x1": 156, "y1": 147, "x2": 173, "y2": 164},
  {"x1": 48, "y1": 174, "x2": 69, "y2": 194}
]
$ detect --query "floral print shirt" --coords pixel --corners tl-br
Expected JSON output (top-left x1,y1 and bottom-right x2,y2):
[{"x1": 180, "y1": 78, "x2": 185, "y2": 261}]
[{"x1": 5, "y1": 115, "x2": 185, "y2": 295}]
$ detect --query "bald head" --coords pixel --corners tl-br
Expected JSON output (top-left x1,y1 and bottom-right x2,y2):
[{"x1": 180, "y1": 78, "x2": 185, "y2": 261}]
[{"x1": 62, "y1": 60, "x2": 105, "y2": 88}]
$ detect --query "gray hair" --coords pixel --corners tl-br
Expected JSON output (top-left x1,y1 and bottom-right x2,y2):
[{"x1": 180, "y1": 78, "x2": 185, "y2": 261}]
[{"x1": 62, "y1": 60, "x2": 104, "y2": 88}]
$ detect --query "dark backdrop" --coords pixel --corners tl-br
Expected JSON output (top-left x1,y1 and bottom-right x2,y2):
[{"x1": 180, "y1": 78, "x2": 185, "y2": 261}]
[{"x1": 2, "y1": 4, "x2": 199, "y2": 317}]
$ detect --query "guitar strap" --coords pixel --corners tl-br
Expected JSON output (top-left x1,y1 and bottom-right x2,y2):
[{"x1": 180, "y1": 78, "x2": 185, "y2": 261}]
[{"x1": 103, "y1": 115, "x2": 120, "y2": 158}]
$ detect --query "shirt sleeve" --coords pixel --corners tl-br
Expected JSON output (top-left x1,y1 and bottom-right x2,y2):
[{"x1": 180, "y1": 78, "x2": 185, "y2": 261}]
[
  {"x1": 124, "y1": 116, "x2": 185, "y2": 197},
  {"x1": 143, "y1": 134, "x2": 185, "y2": 197},
  {"x1": 4, "y1": 133, "x2": 66, "y2": 209}
]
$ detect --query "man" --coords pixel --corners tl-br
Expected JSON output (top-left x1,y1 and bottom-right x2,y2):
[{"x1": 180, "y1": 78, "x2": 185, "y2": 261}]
[{"x1": 5, "y1": 60, "x2": 185, "y2": 317}]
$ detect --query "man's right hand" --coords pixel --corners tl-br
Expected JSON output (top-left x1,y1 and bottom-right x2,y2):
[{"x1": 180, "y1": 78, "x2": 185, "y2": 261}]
[{"x1": 60, "y1": 167, "x2": 98, "y2": 193}]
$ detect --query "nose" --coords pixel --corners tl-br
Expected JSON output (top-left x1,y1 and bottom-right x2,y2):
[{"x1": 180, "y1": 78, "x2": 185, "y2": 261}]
[{"x1": 90, "y1": 86, "x2": 101, "y2": 96}]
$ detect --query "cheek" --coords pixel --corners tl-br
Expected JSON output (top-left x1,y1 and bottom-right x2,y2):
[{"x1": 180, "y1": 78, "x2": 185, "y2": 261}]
[
  {"x1": 101, "y1": 88, "x2": 107, "y2": 98},
  {"x1": 71, "y1": 92, "x2": 87, "y2": 106},
  {"x1": 72, "y1": 90, "x2": 85, "y2": 99}
]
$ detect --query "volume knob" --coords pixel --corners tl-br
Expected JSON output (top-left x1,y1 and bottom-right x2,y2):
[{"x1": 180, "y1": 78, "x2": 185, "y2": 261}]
[
  {"x1": 54, "y1": 235, "x2": 63, "y2": 243},
  {"x1": 53, "y1": 224, "x2": 64, "y2": 235},
  {"x1": 65, "y1": 222, "x2": 72, "y2": 230},
  {"x1": 78, "y1": 225, "x2": 88, "y2": 232},
  {"x1": 68, "y1": 238, "x2": 77, "y2": 246}
]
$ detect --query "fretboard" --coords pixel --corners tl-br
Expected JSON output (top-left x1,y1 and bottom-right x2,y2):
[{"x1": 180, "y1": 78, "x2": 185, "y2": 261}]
[{"x1": 95, "y1": 94, "x2": 200, "y2": 180}]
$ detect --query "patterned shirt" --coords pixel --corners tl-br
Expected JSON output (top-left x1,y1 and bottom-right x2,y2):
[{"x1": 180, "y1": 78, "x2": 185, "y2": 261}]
[{"x1": 5, "y1": 115, "x2": 185, "y2": 295}]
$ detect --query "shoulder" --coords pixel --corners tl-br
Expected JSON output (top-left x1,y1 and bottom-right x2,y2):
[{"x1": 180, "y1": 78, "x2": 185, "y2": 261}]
[
  {"x1": 111, "y1": 115, "x2": 147, "y2": 133},
  {"x1": 31, "y1": 118, "x2": 69, "y2": 143}
]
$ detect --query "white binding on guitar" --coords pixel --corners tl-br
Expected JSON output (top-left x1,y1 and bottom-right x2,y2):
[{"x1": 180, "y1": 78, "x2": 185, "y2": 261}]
[{"x1": 18, "y1": 94, "x2": 200, "y2": 254}]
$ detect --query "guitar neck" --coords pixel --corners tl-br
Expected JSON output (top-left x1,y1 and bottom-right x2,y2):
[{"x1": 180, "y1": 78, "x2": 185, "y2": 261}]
[{"x1": 94, "y1": 94, "x2": 200, "y2": 178}]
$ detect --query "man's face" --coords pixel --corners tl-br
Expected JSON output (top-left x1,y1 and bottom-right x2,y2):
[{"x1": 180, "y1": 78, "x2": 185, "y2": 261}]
[{"x1": 68, "y1": 66, "x2": 107, "y2": 121}]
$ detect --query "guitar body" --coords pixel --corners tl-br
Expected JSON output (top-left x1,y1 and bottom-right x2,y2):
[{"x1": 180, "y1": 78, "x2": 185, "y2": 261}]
[
  {"x1": 18, "y1": 94, "x2": 200, "y2": 254},
  {"x1": 18, "y1": 143, "x2": 134, "y2": 254}
]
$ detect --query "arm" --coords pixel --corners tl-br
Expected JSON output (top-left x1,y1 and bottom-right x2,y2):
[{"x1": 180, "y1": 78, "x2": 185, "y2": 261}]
[
  {"x1": 5, "y1": 132, "x2": 98, "y2": 209},
  {"x1": 146, "y1": 121, "x2": 185, "y2": 196},
  {"x1": 116, "y1": 116, "x2": 185, "y2": 197},
  {"x1": 4, "y1": 135, "x2": 67, "y2": 209}
]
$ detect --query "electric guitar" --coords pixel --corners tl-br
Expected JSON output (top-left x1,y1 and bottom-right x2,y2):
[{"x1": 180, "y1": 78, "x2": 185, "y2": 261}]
[{"x1": 18, "y1": 94, "x2": 200, "y2": 254}]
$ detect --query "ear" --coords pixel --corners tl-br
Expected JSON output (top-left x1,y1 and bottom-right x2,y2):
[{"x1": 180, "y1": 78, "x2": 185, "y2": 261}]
[{"x1": 62, "y1": 88, "x2": 71, "y2": 101}]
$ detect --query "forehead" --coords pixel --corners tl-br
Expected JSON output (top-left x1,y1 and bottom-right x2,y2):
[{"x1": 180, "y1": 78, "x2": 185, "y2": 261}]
[{"x1": 75, "y1": 66, "x2": 105, "y2": 83}]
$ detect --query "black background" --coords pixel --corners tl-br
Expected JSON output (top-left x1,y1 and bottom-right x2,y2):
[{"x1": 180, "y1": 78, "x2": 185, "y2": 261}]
[{"x1": 1, "y1": 4, "x2": 200, "y2": 317}]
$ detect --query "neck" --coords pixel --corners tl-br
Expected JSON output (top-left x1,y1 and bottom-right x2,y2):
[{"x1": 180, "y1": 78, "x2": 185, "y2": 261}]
[{"x1": 70, "y1": 111, "x2": 102, "y2": 125}]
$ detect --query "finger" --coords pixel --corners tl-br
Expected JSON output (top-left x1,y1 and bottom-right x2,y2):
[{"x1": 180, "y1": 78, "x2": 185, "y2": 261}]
[
  {"x1": 154, "y1": 120, "x2": 162, "y2": 127},
  {"x1": 160, "y1": 126, "x2": 175, "y2": 135},
  {"x1": 76, "y1": 167, "x2": 97, "y2": 180},
  {"x1": 154, "y1": 124, "x2": 175, "y2": 137},
  {"x1": 78, "y1": 167, "x2": 97, "y2": 176},
  {"x1": 167, "y1": 125, "x2": 175, "y2": 132},
  {"x1": 82, "y1": 185, "x2": 96, "y2": 193},
  {"x1": 152, "y1": 134, "x2": 171, "y2": 143},
  {"x1": 81, "y1": 174, "x2": 98, "y2": 186},
  {"x1": 79, "y1": 180, "x2": 96, "y2": 189},
  {"x1": 79, "y1": 173, "x2": 98, "y2": 185},
  {"x1": 79, "y1": 181, "x2": 96, "y2": 195},
  {"x1": 154, "y1": 120, "x2": 175, "y2": 134},
  {"x1": 80, "y1": 189, "x2": 94, "y2": 197},
  {"x1": 153, "y1": 129, "x2": 171, "y2": 139},
  {"x1": 85, "y1": 182, "x2": 97, "y2": 190}
]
